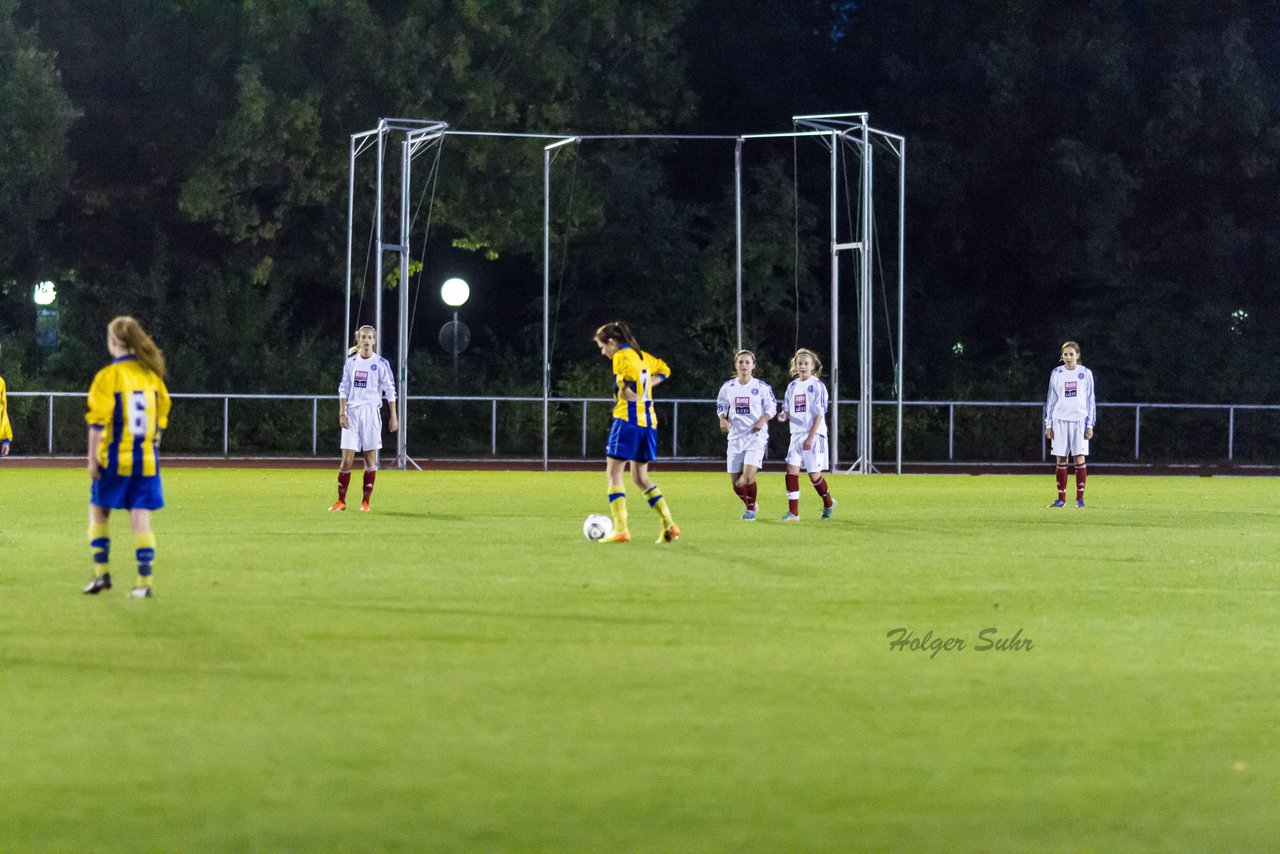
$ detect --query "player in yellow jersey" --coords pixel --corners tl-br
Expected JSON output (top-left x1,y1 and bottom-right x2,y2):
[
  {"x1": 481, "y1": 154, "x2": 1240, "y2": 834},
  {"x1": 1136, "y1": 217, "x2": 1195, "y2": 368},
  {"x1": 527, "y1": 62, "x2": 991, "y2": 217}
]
[
  {"x1": 0, "y1": 341, "x2": 12, "y2": 456},
  {"x1": 593, "y1": 321, "x2": 680, "y2": 543},
  {"x1": 83, "y1": 317, "x2": 171, "y2": 598}
]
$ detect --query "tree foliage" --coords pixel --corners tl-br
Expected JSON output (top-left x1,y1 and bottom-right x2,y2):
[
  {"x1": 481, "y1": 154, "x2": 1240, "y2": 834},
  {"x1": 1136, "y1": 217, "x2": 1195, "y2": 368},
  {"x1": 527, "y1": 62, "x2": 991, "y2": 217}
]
[
  {"x1": 0, "y1": 0, "x2": 76, "y2": 340},
  {"x1": 1, "y1": 0, "x2": 1279, "y2": 414}
]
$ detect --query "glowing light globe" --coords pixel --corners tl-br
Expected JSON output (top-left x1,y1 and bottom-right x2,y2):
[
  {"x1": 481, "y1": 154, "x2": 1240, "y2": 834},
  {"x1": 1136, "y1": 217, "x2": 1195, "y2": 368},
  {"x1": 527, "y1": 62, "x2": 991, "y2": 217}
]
[{"x1": 441, "y1": 278, "x2": 470, "y2": 308}]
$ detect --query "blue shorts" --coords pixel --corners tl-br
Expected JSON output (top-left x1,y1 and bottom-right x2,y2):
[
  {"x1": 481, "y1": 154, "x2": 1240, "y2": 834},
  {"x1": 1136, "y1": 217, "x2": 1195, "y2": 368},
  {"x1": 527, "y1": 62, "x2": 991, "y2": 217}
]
[
  {"x1": 606, "y1": 419, "x2": 658, "y2": 464},
  {"x1": 91, "y1": 469, "x2": 165, "y2": 511}
]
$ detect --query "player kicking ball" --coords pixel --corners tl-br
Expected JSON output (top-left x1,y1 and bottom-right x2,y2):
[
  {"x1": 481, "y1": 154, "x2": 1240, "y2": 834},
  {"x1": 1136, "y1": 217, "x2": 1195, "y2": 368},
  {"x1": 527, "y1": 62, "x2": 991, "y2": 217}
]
[{"x1": 330, "y1": 325, "x2": 398, "y2": 512}]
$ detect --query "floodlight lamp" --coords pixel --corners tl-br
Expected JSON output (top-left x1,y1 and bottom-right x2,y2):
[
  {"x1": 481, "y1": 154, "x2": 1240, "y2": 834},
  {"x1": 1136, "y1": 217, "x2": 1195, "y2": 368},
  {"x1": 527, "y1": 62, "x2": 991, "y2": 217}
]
[
  {"x1": 441, "y1": 278, "x2": 470, "y2": 308},
  {"x1": 33, "y1": 280, "x2": 57, "y2": 306}
]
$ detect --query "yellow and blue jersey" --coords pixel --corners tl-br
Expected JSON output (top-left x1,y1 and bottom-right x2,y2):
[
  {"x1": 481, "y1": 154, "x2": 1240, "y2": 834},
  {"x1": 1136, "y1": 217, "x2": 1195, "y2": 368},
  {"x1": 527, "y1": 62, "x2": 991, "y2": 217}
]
[
  {"x1": 0, "y1": 376, "x2": 11, "y2": 446},
  {"x1": 86, "y1": 356, "x2": 171, "y2": 476},
  {"x1": 609, "y1": 345, "x2": 671, "y2": 428}
]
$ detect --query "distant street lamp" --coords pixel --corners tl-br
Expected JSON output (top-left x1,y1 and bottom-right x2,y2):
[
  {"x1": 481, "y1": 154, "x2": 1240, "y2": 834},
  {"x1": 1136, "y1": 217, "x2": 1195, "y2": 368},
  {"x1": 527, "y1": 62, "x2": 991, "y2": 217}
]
[
  {"x1": 33, "y1": 280, "x2": 60, "y2": 348},
  {"x1": 439, "y1": 277, "x2": 471, "y2": 379},
  {"x1": 33, "y1": 281, "x2": 57, "y2": 306}
]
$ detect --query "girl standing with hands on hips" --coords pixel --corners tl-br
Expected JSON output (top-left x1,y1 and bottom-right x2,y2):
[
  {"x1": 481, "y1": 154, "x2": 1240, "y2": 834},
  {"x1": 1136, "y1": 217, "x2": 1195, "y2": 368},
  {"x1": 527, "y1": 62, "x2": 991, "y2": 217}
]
[
  {"x1": 593, "y1": 321, "x2": 680, "y2": 544},
  {"x1": 84, "y1": 316, "x2": 171, "y2": 598},
  {"x1": 715, "y1": 350, "x2": 775, "y2": 520},
  {"x1": 330, "y1": 325, "x2": 398, "y2": 512},
  {"x1": 776, "y1": 348, "x2": 836, "y2": 521}
]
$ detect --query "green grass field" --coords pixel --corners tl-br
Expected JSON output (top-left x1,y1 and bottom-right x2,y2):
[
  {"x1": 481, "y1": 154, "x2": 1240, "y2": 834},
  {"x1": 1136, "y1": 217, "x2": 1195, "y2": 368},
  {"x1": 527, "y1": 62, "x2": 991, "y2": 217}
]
[{"x1": 1, "y1": 468, "x2": 1277, "y2": 851}]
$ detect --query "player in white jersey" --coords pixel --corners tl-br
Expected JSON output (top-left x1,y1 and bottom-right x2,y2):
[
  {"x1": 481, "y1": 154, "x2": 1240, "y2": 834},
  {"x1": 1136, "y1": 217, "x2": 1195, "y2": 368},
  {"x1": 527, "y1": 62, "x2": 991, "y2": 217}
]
[
  {"x1": 1043, "y1": 340, "x2": 1096, "y2": 508},
  {"x1": 329, "y1": 325, "x2": 398, "y2": 512},
  {"x1": 776, "y1": 348, "x2": 836, "y2": 521},
  {"x1": 716, "y1": 350, "x2": 776, "y2": 520}
]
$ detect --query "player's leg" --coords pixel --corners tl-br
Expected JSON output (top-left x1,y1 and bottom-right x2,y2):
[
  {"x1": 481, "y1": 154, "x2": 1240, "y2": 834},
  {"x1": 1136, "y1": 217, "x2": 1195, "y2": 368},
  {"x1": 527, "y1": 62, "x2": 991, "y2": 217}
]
[
  {"x1": 1050, "y1": 455, "x2": 1069, "y2": 507},
  {"x1": 1049, "y1": 421, "x2": 1069, "y2": 506},
  {"x1": 807, "y1": 472, "x2": 836, "y2": 518},
  {"x1": 360, "y1": 449, "x2": 378, "y2": 511},
  {"x1": 632, "y1": 460, "x2": 678, "y2": 542},
  {"x1": 738, "y1": 435, "x2": 765, "y2": 519},
  {"x1": 358, "y1": 407, "x2": 384, "y2": 511},
  {"x1": 728, "y1": 468, "x2": 749, "y2": 512},
  {"x1": 332, "y1": 449, "x2": 355, "y2": 511},
  {"x1": 738, "y1": 463, "x2": 760, "y2": 519},
  {"x1": 1074, "y1": 453, "x2": 1087, "y2": 506},
  {"x1": 127, "y1": 508, "x2": 155, "y2": 597},
  {"x1": 805, "y1": 438, "x2": 835, "y2": 518},
  {"x1": 85, "y1": 503, "x2": 113, "y2": 593},
  {"x1": 732, "y1": 445, "x2": 747, "y2": 512},
  {"x1": 603, "y1": 455, "x2": 631, "y2": 541},
  {"x1": 782, "y1": 438, "x2": 802, "y2": 520}
]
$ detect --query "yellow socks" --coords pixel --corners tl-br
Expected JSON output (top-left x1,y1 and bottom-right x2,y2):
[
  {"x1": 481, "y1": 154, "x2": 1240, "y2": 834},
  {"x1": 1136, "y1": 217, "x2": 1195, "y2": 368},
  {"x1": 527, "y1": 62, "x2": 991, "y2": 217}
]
[
  {"x1": 134, "y1": 531, "x2": 157, "y2": 589},
  {"x1": 608, "y1": 490, "x2": 628, "y2": 532},
  {"x1": 89, "y1": 522, "x2": 110, "y2": 576},
  {"x1": 644, "y1": 485, "x2": 673, "y2": 528}
]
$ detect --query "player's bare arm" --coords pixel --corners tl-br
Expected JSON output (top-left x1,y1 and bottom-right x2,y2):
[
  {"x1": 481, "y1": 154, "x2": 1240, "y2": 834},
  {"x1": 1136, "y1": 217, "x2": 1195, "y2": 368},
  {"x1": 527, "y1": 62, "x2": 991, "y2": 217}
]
[
  {"x1": 87, "y1": 426, "x2": 101, "y2": 480},
  {"x1": 387, "y1": 401, "x2": 399, "y2": 433}
]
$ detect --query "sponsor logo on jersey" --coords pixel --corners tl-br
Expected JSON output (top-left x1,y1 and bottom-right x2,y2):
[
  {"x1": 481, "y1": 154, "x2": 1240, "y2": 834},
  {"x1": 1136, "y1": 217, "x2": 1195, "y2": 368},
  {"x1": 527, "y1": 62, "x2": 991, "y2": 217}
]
[
  {"x1": 795, "y1": 393, "x2": 808, "y2": 412},
  {"x1": 735, "y1": 396, "x2": 751, "y2": 414},
  {"x1": 354, "y1": 370, "x2": 369, "y2": 389},
  {"x1": 1064, "y1": 381, "x2": 1077, "y2": 398}
]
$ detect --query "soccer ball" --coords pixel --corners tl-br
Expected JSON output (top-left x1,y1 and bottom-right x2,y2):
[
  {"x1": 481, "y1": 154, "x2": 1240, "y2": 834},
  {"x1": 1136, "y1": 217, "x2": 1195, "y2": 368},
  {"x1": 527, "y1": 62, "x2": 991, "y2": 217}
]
[{"x1": 582, "y1": 513, "x2": 613, "y2": 541}]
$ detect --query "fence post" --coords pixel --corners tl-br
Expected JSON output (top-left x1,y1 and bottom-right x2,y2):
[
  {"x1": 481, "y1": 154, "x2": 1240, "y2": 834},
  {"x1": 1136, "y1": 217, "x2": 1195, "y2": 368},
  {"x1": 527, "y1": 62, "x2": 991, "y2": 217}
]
[
  {"x1": 223, "y1": 397, "x2": 229, "y2": 457},
  {"x1": 672, "y1": 401, "x2": 679, "y2": 458},
  {"x1": 48, "y1": 394, "x2": 54, "y2": 454},
  {"x1": 312, "y1": 398, "x2": 318, "y2": 456},
  {"x1": 491, "y1": 399, "x2": 498, "y2": 456},
  {"x1": 1227, "y1": 406, "x2": 1234, "y2": 462},
  {"x1": 1133, "y1": 405, "x2": 1140, "y2": 461},
  {"x1": 581, "y1": 401, "x2": 588, "y2": 457},
  {"x1": 948, "y1": 404, "x2": 954, "y2": 461}
]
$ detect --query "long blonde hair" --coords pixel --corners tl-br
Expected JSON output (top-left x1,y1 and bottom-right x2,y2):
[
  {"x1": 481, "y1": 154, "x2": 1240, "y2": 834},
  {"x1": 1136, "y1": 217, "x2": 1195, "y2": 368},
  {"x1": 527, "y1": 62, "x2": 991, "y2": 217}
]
[
  {"x1": 788, "y1": 348, "x2": 823, "y2": 378},
  {"x1": 109, "y1": 316, "x2": 165, "y2": 378},
  {"x1": 348, "y1": 325, "x2": 376, "y2": 356}
]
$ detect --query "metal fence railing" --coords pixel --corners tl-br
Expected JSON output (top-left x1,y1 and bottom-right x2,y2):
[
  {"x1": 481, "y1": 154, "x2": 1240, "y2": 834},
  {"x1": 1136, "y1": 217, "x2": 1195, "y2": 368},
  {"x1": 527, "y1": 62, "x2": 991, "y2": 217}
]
[{"x1": 6, "y1": 392, "x2": 1280, "y2": 467}]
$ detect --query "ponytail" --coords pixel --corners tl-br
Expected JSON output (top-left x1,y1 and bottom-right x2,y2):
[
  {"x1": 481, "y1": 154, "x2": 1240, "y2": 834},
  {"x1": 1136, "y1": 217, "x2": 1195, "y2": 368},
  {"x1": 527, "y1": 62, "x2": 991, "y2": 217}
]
[
  {"x1": 593, "y1": 321, "x2": 640, "y2": 351},
  {"x1": 108, "y1": 316, "x2": 166, "y2": 379}
]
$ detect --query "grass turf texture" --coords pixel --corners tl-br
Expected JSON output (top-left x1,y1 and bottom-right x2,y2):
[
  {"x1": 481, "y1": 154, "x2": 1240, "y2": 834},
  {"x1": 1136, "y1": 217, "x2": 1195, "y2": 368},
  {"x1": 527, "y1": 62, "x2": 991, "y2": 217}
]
[{"x1": 1, "y1": 468, "x2": 1277, "y2": 851}]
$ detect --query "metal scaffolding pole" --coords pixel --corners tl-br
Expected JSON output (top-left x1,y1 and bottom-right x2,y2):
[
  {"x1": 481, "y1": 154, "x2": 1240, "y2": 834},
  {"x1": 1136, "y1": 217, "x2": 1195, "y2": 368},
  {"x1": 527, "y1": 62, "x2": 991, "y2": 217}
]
[
  {"x1": 543, "y1": 136, "x2": 578, "y2": 472},
  {"x1": 734, "y1": 138, "x2": 743, "y2": 352},
  {"x1": 347, "y1": 114, "x2": 903, "y2": 472}
]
